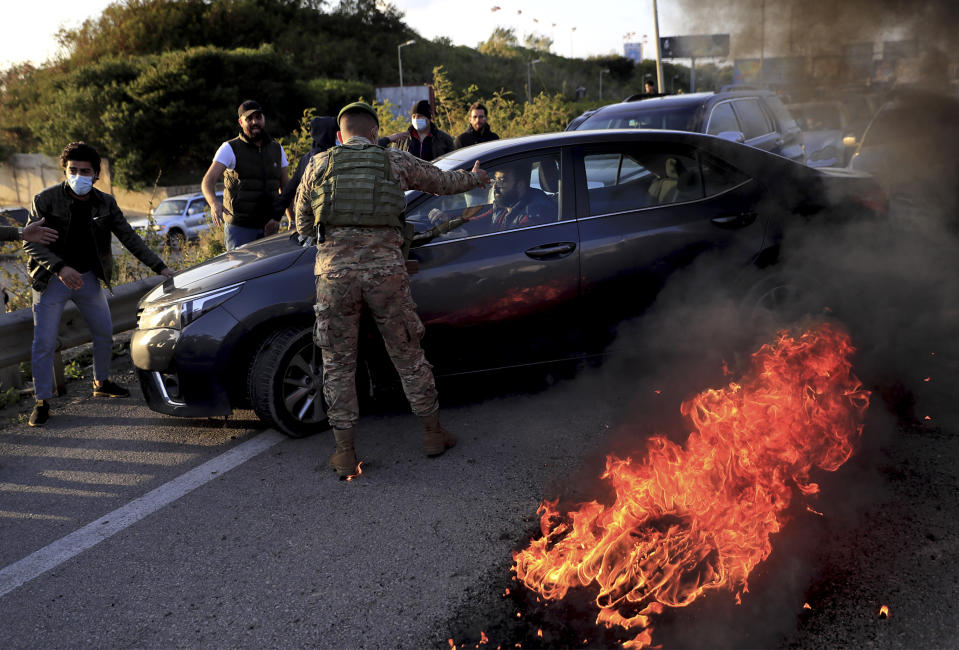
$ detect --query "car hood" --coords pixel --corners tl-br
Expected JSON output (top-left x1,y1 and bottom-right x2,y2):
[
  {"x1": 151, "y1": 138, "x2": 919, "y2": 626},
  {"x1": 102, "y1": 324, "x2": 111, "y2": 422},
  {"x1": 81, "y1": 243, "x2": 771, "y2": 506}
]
[{"x1": 141, "y1": 233, "x2": 310, "y2": 306}]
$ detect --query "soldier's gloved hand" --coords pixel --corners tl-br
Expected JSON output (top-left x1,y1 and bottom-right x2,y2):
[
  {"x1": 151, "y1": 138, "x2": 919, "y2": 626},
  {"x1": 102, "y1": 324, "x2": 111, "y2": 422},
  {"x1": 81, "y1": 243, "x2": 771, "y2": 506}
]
[{"x1": 428, "y1": 208, "x2": 449, "y2": 226}]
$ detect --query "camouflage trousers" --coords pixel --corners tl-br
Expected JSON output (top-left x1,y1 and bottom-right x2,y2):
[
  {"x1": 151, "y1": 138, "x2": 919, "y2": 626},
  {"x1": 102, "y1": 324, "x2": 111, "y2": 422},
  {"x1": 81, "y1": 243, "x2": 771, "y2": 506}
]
[{"x1": 314, "y1": 264, "x2": 438, "y2": 430}]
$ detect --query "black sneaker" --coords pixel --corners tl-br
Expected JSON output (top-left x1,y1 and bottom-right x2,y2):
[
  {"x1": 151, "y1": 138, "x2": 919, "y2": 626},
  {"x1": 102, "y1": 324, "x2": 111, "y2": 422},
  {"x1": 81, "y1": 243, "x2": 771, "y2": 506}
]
[
  {"x1": 29, "y1": 400, "x2": 49, "y2": 427},
  {"x1": 92, "y1": 379, "x2": 131, "y2": 398}
]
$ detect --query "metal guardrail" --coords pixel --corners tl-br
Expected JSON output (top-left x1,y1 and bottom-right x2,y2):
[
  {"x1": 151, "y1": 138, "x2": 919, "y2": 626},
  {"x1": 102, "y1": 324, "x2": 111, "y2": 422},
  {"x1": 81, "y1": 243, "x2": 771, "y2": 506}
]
[{"x1": 0, "y1": 276, "x2": 164, "y2": 369}]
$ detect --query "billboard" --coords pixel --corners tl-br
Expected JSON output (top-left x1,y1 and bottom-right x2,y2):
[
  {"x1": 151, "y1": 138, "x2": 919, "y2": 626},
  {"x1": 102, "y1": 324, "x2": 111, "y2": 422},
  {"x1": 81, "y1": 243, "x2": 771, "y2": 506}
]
[
  {"x1": 375, "y1": 85, "x2": 434, "y2": 119},
  {"x1": 660, "y1": 34, "x2": 729, "y2": 59},
  {"x1": 624, "y1": 42, "x2": 643, "y2": 63}
]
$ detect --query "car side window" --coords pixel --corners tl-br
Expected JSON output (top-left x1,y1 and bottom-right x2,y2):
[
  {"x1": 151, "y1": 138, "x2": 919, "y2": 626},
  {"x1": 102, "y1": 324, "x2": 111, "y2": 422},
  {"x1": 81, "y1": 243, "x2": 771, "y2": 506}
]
[
  {"x1": 706, "y1": 102, "x2": 740, "y2": 135},
  {"x1": 406, "y1": 152, "x2": 562, "y2": 240},
  {"x1": 187, "y1": 199, "x2": 208, "y2": 215},
  {"x1": 733, "y1": 99, "x2": 773, "y2": 139},
  {"x1": 699, "y1": 153, "x2": 751, "y2": 196},
  {"x1": 584, "y1": 150, "x2": 700, "y2": 216}
]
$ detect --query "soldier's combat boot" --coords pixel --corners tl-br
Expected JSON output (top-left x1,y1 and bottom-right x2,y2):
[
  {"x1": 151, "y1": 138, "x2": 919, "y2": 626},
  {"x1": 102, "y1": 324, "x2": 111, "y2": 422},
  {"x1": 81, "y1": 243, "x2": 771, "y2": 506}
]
[
  {"x1": 329, "y1": 427, "x2": 358, "y2": 478},
  {"x1": 420, "y1": 412, "x2": 456, "y2": 457}
]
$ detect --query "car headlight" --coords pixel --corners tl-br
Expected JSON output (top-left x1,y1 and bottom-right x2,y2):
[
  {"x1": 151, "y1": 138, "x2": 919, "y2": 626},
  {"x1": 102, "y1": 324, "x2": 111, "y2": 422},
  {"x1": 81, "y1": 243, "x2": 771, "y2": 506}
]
[{"x1": 138, "y1": 283, "x2": 243, "y2": 330}]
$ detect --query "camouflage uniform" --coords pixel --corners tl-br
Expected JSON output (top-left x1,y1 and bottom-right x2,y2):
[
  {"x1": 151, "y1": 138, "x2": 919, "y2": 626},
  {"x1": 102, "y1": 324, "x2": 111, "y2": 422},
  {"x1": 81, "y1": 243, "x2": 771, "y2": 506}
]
[{"x1": 294, "y1": 135, "x2": 482, "y2": 430}]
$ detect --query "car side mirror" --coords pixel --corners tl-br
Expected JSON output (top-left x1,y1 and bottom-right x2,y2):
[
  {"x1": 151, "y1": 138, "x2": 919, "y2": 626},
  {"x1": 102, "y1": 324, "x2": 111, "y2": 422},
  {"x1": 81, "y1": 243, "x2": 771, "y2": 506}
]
[{"x1": 716, "y1": 131, "x2": 746, "y2": 144}]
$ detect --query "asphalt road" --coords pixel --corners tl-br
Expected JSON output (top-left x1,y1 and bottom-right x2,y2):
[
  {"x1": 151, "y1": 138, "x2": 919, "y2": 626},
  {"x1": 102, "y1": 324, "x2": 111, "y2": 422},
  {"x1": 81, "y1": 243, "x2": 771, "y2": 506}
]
[{"x1": 1, "y1": 335, "x2": 957, "y2": 649}]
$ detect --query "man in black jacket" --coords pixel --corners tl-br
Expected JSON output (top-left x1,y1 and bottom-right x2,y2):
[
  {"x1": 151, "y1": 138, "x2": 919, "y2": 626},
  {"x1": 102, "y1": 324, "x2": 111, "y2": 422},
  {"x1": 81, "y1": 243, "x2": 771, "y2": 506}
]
[
  {"x1": 453, "y1": 102, "x2": 500, "y2": 149},
  {"x1": 24, "y1": 142, "x2": 174, "y2": 427}
]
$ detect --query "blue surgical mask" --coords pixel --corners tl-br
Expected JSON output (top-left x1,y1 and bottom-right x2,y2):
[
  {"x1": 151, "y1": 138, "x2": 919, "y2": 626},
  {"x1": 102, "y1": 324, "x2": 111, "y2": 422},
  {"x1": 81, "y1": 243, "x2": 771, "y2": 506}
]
[
  {"x1": 412, "y1": 117, "x2": 428, "y2": 131},
  {"x1": 67, "y1": 173, "x2": 94, "y2": 196}
]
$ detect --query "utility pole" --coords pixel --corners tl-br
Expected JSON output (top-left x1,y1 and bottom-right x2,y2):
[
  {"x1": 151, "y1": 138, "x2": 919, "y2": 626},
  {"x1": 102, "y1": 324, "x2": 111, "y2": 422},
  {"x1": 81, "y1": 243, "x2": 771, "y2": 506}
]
[
  {"x1": 652, "y1": 0, "x2": 664, "y2": 94},
  {"x1": 599, "y1": 69, "x2": 609, "y2": 100},
  {"x1": 527, "y1": 58, "x2": 541, "y2": 103},
  {"x1": 398, "y1": 39, "x2": 415, "y2": 108}
]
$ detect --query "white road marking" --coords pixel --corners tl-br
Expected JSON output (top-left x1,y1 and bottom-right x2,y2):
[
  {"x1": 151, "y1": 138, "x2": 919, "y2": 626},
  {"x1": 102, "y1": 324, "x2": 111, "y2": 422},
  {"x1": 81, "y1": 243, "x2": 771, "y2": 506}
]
[{"x1": 0, "y1": 429, "x2": 285, "y2": 599}]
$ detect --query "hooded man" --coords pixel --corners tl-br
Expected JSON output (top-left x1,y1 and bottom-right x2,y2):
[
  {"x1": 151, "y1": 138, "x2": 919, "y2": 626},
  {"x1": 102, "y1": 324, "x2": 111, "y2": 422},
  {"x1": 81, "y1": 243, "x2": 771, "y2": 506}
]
[
  {"x1": 380, "y1": 99, "x2": 455, "y2": 161},
  {"x1": 277, "y1": 115, "x2": 337, "y2": 218}
]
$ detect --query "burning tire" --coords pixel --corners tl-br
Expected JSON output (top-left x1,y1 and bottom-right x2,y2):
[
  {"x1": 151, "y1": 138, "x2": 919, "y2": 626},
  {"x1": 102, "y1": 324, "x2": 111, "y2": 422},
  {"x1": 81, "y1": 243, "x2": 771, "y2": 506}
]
[
  {"x1": 742, "y1": 271, "x2": 821, "y2": 322},
  {"x1": 248, "y1": 326, "x2": 329, "y2": 437}
]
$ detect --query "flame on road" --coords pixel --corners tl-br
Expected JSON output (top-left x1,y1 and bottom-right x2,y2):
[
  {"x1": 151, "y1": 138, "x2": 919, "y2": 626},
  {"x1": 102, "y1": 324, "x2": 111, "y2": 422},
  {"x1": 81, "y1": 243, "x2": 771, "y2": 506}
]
[{"x1": 512, "y1": 323, "x2": 870, "y2": 648}]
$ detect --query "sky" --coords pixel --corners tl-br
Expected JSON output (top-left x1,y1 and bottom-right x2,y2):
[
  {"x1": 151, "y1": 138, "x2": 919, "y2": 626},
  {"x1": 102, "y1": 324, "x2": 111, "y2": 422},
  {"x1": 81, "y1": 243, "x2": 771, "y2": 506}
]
[{"x1": 1, "y1": 0, "x2": 686, "y2": 69}]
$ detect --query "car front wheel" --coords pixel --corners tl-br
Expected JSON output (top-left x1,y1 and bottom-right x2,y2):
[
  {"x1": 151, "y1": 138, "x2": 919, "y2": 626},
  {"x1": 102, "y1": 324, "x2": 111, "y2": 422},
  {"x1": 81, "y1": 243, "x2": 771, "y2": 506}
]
[{"x1": 248, "y1": 327, "x2": 328, "y2": 437}]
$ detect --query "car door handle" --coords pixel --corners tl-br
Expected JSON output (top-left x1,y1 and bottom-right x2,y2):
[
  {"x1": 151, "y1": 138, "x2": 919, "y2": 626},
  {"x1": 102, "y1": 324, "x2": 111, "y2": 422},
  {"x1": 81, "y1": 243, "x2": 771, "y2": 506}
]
[
  {"x1": 525, "y1": 242, "x2": 576, "y2": 259},
  {"x1": 711, "y1": 212, "x2": 757, "y2": 228}
]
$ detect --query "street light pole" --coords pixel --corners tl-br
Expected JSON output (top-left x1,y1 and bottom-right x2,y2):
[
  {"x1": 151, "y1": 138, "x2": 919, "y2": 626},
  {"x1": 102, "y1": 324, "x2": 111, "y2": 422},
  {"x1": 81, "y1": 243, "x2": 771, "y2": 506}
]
[
  {"x1": 599, "y1": 69, "x2": 609, "y2": 100},
  {"x1": 652, "y1": 0, "x2": 664, "y2": 94},
  {"x1": 398, "y1": 39, "x2": 415, "y2": 108},
  {"x1": 527, "y1": 58, "x2": 541, "y2": 104}
]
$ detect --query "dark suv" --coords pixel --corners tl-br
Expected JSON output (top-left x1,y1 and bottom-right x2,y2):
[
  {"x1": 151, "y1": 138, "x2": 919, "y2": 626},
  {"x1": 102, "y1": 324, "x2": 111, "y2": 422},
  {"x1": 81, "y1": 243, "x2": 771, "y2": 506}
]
[{"x1": 568, "y1": 89, "x2": 805, "y2": 163}]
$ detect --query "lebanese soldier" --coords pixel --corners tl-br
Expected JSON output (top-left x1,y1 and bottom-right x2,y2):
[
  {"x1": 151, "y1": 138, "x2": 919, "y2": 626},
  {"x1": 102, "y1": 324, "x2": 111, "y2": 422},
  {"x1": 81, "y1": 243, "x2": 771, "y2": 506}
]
[{"x1": 294, "y1": 101, "x2": 489, "y2": 479}]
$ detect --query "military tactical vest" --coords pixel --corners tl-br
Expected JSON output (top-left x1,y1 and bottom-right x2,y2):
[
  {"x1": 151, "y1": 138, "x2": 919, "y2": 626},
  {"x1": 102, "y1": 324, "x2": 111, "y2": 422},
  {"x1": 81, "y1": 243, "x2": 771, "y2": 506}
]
[
  {"x1": 311, "y1": 144, "x2": 406, "y2": 229},
  {"x1": 223, "y1": 134, "x2": 283, "y2": 228}
]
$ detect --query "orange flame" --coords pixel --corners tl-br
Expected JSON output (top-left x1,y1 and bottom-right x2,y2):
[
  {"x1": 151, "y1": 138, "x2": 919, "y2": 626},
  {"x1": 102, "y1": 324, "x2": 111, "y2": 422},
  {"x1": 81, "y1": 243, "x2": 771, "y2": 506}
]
[
  {"x1": 512, "y1": 323, "x2": 870, "y2": 648},
  {"x1": 346, "y1": 461, "x2": 364, "y2": 481},
  {"x1": 879, "y1": 605, "x2": 890, "y2": 618}
]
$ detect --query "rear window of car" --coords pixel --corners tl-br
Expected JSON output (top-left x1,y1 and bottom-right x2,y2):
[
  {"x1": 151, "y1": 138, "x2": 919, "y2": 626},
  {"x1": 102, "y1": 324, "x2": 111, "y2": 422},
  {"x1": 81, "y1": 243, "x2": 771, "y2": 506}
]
[
  {"x1": 575, "y1": 104, "x2": 699, "y2": 131},
  {"x1": 706, "y1": 102, "x2": 740, "y2": 135},
  {"x1": 732, "y1": 99, "x2": 773, "y2": 139}
]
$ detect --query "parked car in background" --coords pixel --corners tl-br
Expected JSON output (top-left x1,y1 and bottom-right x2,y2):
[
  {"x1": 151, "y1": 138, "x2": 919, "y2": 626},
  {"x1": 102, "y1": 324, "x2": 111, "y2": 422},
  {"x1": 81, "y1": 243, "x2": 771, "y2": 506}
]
[
  {"x1": 132, "y1": 130, "x2": 884, "y2": 436},
  {"x1": 568, "y1": 88, "x2": 806, "y2": 163},
  {"x1": 849, "y1": 87, "x2": 959, "y2": 223},
  {"x1": 788, "y1": 101, "x2": 854, "y2": 167},
  {"x1": 128, "y1": 191, "x2": 221, "y2": 247}
]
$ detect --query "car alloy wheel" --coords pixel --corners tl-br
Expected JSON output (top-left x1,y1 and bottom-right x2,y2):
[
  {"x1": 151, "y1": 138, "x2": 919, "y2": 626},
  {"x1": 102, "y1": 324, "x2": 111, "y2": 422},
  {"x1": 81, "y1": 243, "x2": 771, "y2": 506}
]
[{"x1": 248, "y1": 326, "x2": 328, "y2": 437}]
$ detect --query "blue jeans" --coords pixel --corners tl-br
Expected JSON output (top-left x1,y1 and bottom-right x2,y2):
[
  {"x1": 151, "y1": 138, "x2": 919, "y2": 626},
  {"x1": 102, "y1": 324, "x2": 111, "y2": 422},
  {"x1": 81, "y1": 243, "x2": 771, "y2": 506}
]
[
  {"x1": 31, "y1": 272, "x2": 113, "y2": 400},
  {"x1": 224, "y1": 223, "x2": 264, "y2": 250}
]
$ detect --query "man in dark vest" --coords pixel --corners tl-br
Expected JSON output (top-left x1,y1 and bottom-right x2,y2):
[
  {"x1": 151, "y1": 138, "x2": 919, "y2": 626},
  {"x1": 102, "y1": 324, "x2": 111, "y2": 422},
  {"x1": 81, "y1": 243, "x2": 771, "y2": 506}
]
[
  {"x1": 202, "y1": 100, "x2": 289, "y2": 250},
  {"x1": 294, "y1": 101, "x2": 489, "y2": 479},
  {"x1": 453, "y1": 102, "x2": 500, "y2": 149}
]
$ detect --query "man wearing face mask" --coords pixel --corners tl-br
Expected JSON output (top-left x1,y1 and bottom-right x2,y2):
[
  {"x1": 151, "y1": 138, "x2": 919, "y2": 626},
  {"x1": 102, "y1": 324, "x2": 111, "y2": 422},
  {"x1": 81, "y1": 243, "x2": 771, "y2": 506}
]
[
  {"x1": 380, "y1": 100, "x2": 455, "y2": 161},
  {"x1": 202, "y1": 99, "x2": 290, "y2": 250},
  {"x1": 23, "y1": 141, "x2": 174, "y2": 427}
]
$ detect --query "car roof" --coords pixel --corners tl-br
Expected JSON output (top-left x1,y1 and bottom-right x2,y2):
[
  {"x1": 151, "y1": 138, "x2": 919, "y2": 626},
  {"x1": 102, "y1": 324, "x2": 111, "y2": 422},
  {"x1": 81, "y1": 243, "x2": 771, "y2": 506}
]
[{"x1": 438, "y1": 128, "x2": 723, "y2": 163}]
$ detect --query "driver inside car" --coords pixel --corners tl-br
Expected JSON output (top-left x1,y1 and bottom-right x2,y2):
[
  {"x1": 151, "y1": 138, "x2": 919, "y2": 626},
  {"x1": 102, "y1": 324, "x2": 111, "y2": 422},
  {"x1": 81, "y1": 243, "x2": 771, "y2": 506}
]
[{"x1": 427, "y1": 160, "x2": 556, "y2": 236}]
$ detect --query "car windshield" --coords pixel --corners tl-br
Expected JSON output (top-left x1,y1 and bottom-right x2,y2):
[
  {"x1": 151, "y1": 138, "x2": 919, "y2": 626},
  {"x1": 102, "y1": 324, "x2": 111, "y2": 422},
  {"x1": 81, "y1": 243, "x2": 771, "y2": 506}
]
[
  {"x1": 153, "y1": 199, "x2": 187, "y2": 216},
  {"x1": 575, "y1": 104, "x2": 699, "y2": 131}
]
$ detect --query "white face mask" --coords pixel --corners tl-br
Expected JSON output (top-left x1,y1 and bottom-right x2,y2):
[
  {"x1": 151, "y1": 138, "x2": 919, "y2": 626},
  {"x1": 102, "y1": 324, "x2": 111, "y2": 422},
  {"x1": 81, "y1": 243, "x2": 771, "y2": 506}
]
[
  {"x1": 67, "y1": 173, "x2": 94, "y2": 196},
  {"x1": 412, "y1": 117, "x2": 428, "y2": 131}
]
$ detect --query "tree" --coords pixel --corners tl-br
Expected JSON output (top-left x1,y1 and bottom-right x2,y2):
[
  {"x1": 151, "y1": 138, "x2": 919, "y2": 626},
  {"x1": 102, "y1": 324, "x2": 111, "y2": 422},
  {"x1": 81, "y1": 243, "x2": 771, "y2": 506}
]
[
  {"x1": 523, "y1": 33, "x2": 553, "y2": 53},
  {"x1": 478, "y1": 27, "x2": 521, "y2": 58}
]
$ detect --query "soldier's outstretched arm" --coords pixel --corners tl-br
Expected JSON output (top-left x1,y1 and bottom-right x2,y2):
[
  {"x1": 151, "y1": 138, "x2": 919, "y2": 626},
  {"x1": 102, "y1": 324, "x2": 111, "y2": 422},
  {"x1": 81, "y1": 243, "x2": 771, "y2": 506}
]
[{"x1": 391, "y1": 150, "x2": 489, "y2": 196}]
